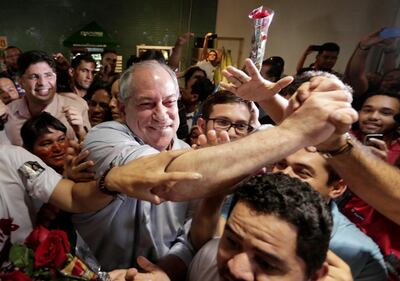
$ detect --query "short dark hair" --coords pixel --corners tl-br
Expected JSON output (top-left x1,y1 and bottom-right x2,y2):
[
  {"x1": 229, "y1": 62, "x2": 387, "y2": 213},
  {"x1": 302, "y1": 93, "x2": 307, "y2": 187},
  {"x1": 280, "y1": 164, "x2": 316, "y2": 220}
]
[
  {"x1": 319, "y1": 42, "x2": 340, "y2": 54},
  {"x1": 184, "y1": 66, "x2": 207, "y2": 87},
  {"x1": 4, "y1": 46, "x2": 21, "y2": 54},
  {"x1": 262, "y1": 56, "x2": 285, "y2": 78},
  {"x1": 17, "y1": 50, "x2": 56, "y2": 76},
  {"x1": 71, "y1": 53, "x2": 96, "y2": 69},
  {"x1": 102, "y1": 49, "x2": 117, "y2": 58},
  {"x1": 201, "y1": 90, "x2": 251, "y2": 120},
  {"x1": 361, "y1": 90, "x2": 400, "y2": 107},
  {"x1": 280, "y1": 70, "x2": 352, "y2": 98},
  {"x1": 191, "y1": 76, "x2": 214, "y2": 103},
  {"x1": 21, "y1": 112, "x2": 67, "y2": 152},
  {"x1": 138, "y1": 50, "x2": 166, "y2": 64},
  {"x1": 233, "y1": 173, "x2": 332, "y2": 278},
  {"x1": 85, "y1": 81, "x2": 112, "y2": 102}
]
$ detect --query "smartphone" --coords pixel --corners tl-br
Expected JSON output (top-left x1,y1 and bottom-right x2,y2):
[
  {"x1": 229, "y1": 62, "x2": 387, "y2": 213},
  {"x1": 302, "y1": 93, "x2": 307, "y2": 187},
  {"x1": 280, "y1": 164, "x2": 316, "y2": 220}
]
[
  {"x1": 363, "y1": 133, "x2": 384, "y2": 146},
  {"x1": 379, "y1": 27, "x2": 400, "y2": 39}
]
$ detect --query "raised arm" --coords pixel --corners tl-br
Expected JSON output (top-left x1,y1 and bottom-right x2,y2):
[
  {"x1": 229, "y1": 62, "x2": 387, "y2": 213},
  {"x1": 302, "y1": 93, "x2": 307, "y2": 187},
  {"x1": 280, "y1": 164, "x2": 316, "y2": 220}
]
[
  {"x1": 168, "y1": 32, "x2": 193, "y2": 71},
  {"x1": 324, "y1": 134, "x2": 400, "y2": 224},
  {"x1": 200, "y1": 33, "x2": 213, "y2": 61},
  {"x1": 296, "y1": 45, "x2": 316, "y2": 74},
  {"x1": 343, "y1": 29, "x2": 393, "y2": 96},
  {"x1": 154, "y1": 83, "x2": 357, "y2": 202}
]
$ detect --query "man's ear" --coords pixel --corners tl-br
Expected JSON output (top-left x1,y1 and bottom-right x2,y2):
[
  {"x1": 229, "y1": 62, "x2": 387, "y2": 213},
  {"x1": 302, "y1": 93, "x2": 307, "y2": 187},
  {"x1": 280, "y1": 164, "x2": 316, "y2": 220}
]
[
  {"x1": 197, "y1": 117, "x2": 207, "y2": 134},
  {"x1": 68, "y1": 67, "x2": 74, "y2": 78},
  {"x1": 328, "y1": 179, "x2": 347, "y2": 200},
  {"x1": 308, "y1": 261, "x2": 329, "y2": 281}
]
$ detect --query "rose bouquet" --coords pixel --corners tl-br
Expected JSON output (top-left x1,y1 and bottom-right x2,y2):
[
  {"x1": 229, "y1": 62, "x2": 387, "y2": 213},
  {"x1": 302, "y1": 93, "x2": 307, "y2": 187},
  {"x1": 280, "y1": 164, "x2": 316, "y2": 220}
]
[
  {"x1": 248, "y1": 6, "x2": 275, "y2": 70},
  {"x1": 0, "y1": 225, "x2": 100, "y2": 281}
]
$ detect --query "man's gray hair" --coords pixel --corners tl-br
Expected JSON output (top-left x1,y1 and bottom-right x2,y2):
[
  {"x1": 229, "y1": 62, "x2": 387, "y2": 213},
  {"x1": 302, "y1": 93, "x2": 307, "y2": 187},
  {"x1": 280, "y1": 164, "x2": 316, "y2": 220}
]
[{"x1": 119, "y1": 60, "x2": 179, "y2": 103}]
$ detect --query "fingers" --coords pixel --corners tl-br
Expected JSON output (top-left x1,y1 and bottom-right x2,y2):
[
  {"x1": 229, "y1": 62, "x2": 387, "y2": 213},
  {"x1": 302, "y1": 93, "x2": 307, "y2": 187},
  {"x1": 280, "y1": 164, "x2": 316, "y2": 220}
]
[
  {"x1": 244, "y1": 58, "x2": 261, "y2": 79},
  {"x1": 329, "y1": 107, "x2": 358, "y2": 135},
  {"x1": 274, "y1": 76, "x2": 294, "y2": 93},
  {"x1": 137, "y1": 256, "x2": 157, "y2": 272},
  {"x1": 367, "y1": 138, "x2": 387, "y2": 151},
  {"x1": 125, "y1": 268, "x2": 138, "y2": 281}
]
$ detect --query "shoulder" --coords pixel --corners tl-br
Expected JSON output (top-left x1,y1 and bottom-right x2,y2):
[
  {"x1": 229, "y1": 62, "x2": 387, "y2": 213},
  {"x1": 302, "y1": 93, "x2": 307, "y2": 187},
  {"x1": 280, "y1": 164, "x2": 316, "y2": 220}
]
[
  {"x1": 188, "y1": 238, "x2": 220, "y2": 281},
  {"x1": 58, "y1": 92, "x2": 88, "y2": 110},
  {"x1": 6, "y1": 98, "x2": 25, "y2": 113}
]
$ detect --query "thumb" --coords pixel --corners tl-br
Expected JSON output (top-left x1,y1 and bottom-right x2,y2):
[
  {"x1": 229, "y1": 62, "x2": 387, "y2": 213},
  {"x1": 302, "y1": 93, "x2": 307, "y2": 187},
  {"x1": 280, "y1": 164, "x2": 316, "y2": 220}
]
[{"x1": 137, "y1": 256, "x2": 158, "y2": 272}]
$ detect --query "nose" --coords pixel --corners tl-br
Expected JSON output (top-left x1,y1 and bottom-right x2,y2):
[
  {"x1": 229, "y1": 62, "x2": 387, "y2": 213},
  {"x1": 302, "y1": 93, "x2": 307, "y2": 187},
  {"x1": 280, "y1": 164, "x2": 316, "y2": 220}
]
[
  {"x1": 227, "y1": 252, "x2": 254, "y2": 281},
  {"x1": 153, "y1": 104, "x2": 168, "y2": 122},
  {"x1": 227, "y1": 126, "x2": 239, "y2": 139},
  {"x1": 51, "y1": 142, "x2": 62, "y2": 153},
  {"x1": 87, "y1": 72, "x2": 93, "y2": 80},
  {"x1": 369, "y1": 111, "x2": 380, "y2": 120}
]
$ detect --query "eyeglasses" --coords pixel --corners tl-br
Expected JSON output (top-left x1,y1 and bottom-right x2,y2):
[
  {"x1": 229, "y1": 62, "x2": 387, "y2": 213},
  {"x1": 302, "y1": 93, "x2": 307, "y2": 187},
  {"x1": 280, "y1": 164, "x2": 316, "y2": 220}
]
[
  {"x1": 207, "y1": 118, "x2": 253, "y2": 136},
  {"x1": 24, "y1": 72, "x2": 56, "y2": 82}
]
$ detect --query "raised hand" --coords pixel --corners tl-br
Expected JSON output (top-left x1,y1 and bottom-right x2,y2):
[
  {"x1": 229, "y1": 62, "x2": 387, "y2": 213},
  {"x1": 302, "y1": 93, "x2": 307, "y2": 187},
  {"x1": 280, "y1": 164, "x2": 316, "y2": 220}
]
[{"x1": 221, "y1": 58, "x2": 293, "y2": 102}]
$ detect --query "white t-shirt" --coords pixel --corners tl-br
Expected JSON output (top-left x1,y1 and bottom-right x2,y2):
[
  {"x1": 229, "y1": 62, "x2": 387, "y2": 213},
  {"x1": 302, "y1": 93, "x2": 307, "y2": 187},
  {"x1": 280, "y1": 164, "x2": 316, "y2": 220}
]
[{"x1": 0, "y1": 145, "x2": 61, "y2": 248}]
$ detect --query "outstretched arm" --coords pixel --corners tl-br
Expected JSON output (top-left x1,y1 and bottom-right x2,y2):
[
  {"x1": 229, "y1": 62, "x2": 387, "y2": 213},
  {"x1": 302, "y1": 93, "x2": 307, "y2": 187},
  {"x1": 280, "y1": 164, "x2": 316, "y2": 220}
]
[
  {"x1": 326, "y1": 135, "x2": 400, "y2": 224},
  {"x1": 49, "y1": 149, "x2": 203, "y2": 212},
  {"x1": 154, "y1": 81, "x2": 356, "y2": 201}
]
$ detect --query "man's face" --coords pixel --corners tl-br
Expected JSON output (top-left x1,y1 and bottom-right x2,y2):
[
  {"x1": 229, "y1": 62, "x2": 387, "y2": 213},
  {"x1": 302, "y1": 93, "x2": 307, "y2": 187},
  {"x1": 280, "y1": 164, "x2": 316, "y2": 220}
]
[
  {"x1": 359, "y1": 95, "x2": 400, "y2": 135},
  {"x1": 4, "y1": 48, "x2": 21, "y2": 71},
  {"x1": 273, "y1": 149, "x2": 331, "y2": 199},
  {"x1": 102, "y1": 52, "x2": 117, "y2": 73},
  {"x1": 71, "y1": 60, "x2": 95, "y2": 90},
  {"x1": 0, "y1": 77, "x2": 19, "y2": 104},
  {"x1": 217, "y1": 201, "x2": 308, "y2": 281},
  {"x1": 88, "y1": 89, "x2": 111, "y2": 126},
  {"x1": 122, "y1": 66, "x2": 179, "y2": 151},
  {"x1": 20, "y1": 62, "x2": 56, "y2": 106},
  {"x1": 315, "y1": 51, "x2": 338, "y2": 71},
  {"x1": 202, "y1": 102, "x2": 251, "y2": 141},
  {"x1": 32, "y1": 128, "x2": 69, "y2": 170}
]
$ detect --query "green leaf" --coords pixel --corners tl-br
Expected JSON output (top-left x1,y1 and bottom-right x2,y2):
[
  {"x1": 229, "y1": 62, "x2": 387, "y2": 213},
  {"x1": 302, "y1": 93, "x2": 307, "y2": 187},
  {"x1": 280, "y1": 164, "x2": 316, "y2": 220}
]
[{"x1": 8, "y1": 244, "x2": 34, "y2": 273}]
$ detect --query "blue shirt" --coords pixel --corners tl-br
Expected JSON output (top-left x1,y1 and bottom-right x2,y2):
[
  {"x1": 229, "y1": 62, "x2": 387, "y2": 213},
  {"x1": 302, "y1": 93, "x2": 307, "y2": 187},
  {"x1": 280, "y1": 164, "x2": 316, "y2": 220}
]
[
  {"x1": 72, "y1": 121, "x2": 195, "y2": 271},
  {"x1": 330, "y1": 202, "x2": 387, "y2": 280}
]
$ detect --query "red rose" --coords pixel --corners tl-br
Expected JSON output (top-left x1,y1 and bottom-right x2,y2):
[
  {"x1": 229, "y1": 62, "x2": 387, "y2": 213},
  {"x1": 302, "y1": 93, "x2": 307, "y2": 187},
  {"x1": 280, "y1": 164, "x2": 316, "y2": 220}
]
[
  {"x1": 0, "y1": 270, "x2": 32, "y2": 281},
  {"x1": 253, "y1": 10, "x2": 270, "y2": 19},
  {"x1": 34, "y1": 230, "x2": 70, "y2": 269},
  {"x1": 24, "y1": 225, "x2": 50, "y2": 250}
]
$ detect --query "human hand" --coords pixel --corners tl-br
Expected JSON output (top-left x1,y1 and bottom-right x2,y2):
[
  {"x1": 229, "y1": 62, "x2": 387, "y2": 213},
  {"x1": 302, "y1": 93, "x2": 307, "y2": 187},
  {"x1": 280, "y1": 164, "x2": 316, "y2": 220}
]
[
  {"x1": 63, "y1": 105, "x2": 86, "y2": 141},
  {"x1": 105, "y1": 149, "x2": 202, "y2": 204},
  {"x1": 365, "y1": 138, "x2": 389, "y2": 161},
  {"x1": 281, "y1": 76, "x2": 357, "y2": 147},
  {"x1": 63, "y1": 149, "x2": 95, "y2": 182},
  {"x1": 205, "y1": 32, "x2": 213, "y2": 38},
  {"x1": 192, "y1": 129, "x2": 230, "y2": 149},
  {"x1": 108, "y1": 268, "x2": 138, "y2": 281},
  {"x1": 321, "y1": 250, "x2": 353, "y2": 281},
  {"x1": 358, "y1": 28, "x2": 396, "y2": 50},
  {"x1": 176, "y1": 32, "x2": 194, "y2": 46},
  {"x1": 221, "y1": 58, "x2": 293, "y2": 102},
  {"x1": 131, "y1": 256, "x2": 171, "y2": 281},
  {"x1": 52, "y1": 53, "x2": 70, "y2": 70}
]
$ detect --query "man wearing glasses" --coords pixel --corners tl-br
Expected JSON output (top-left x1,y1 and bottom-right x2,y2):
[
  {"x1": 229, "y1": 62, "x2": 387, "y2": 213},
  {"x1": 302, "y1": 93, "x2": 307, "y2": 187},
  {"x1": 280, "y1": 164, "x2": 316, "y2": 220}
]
[
  {"x1": 197, "y1": 91, "x2": 255, "y2": 141},
  {"x1": 5, "y1": 50, "x2": 90, "y2": 145}
]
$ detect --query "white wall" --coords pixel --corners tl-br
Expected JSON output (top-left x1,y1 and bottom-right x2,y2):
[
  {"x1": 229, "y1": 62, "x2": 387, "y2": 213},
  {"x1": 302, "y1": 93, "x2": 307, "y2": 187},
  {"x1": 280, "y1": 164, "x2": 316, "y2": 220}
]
[{"x1": 216, "y1": 0, "x2": 400, "y2": 75}]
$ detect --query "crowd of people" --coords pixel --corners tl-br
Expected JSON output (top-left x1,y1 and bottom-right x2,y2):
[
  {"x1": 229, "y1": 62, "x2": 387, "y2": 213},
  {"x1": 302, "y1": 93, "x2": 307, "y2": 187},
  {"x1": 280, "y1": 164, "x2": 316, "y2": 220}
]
[{"x1": 0, "y1": 27, "x2": 399, "y2": 281}]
